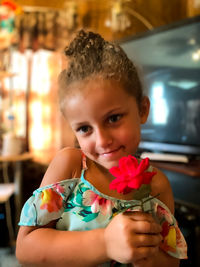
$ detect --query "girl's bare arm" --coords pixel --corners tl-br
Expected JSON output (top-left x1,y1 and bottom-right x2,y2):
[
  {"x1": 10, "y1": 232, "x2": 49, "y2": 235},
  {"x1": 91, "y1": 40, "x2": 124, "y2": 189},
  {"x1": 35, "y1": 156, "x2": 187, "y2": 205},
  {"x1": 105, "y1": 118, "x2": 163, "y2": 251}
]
[
  {"x1": 16, "y1": 211, "x2": 163, "y2": 266},
  {"x1": 16, "y1": 148, "x2": 108, "y2": 267},
  {"x1": 16, "y1": 224, "x2": 107, "y2": 267}
]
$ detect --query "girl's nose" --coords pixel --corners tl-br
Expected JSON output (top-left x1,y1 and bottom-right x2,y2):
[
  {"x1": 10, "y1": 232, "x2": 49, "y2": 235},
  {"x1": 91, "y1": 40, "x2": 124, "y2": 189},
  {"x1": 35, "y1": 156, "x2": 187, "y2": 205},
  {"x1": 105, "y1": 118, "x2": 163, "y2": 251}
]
[{"x1": 95, "y1": 128, "x2": 113, "y2": 148}]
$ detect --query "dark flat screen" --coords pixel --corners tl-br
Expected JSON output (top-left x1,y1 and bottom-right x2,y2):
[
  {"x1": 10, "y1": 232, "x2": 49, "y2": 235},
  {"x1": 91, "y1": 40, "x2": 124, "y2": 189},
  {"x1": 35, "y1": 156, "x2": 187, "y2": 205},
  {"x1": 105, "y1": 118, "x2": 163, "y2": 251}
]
[{"x1": 120, "y1": 16, "x2": 200, "y2": 155}]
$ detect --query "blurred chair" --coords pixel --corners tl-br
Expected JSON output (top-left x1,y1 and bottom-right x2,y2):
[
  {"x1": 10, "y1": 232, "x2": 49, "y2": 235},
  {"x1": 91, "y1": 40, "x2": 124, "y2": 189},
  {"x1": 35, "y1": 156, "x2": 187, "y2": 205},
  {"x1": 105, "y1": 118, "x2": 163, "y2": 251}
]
[
  {"x1": 0, "y1": 162, "x2": 15, "y2": 245},
  {"x1": 0, "y1": 153, "x2": 32, "y2": 246}
]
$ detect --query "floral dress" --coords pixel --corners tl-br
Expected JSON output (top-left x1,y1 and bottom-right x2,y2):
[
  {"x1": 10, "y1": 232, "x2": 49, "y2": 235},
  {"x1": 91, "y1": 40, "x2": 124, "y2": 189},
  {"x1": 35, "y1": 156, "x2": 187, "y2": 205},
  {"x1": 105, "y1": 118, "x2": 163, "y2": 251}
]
[{"x1": 19, "y1": 157, "x2": 187, "y2": 266}]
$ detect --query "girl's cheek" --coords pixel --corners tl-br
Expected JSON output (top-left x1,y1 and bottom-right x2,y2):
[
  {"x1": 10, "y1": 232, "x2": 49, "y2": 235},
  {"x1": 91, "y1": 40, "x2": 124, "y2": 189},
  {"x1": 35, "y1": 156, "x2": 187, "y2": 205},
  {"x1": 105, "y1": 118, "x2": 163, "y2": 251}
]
[{"x1": 77, "y1": 139, "x2": 89, "y2": 150}]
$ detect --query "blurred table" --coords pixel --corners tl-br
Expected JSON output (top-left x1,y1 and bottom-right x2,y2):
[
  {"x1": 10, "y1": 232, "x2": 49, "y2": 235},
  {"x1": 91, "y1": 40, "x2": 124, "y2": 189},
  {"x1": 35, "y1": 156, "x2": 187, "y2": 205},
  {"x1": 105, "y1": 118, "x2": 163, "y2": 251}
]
[{"x1": 0, "y1": 152, "x2": 33, "y2": 231}]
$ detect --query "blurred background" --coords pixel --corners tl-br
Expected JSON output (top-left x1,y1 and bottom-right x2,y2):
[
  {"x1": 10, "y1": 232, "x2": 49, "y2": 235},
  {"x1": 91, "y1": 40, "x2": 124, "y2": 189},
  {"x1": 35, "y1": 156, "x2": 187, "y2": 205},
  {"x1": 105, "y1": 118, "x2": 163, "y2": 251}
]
[
  {"x1": 0, "y1": 1, "x2": 200, "y2": 266},
  {"x1": 1, "y1": 0, "x2": 200, "y2": 161}
]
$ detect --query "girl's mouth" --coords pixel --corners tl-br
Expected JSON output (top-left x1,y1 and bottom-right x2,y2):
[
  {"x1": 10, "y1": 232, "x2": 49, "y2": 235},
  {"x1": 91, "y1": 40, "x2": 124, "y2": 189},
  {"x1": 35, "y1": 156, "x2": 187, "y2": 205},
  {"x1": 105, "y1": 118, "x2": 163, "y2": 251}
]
[{"x1": 99, "y1": 147, "x2": 123, "y2": 158}]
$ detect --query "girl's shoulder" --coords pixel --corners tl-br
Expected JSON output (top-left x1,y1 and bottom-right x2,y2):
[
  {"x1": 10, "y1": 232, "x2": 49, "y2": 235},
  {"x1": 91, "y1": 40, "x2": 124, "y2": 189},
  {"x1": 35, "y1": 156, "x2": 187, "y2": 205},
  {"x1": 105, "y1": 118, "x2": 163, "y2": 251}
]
[
  {"x1": 150, "y1": 166, "x2": 175, "y2": 214},
  {"x1": 40, "y1": 147, "x2": 83, "y2": 187}
]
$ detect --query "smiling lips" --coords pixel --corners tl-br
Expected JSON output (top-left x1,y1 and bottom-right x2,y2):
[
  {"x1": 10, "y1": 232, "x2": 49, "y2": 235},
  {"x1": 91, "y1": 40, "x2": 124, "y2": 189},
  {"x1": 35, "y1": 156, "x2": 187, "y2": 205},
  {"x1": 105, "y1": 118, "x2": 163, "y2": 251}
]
[{"x1": 99, "y1": 146, "x2": 123, "y2": 158}]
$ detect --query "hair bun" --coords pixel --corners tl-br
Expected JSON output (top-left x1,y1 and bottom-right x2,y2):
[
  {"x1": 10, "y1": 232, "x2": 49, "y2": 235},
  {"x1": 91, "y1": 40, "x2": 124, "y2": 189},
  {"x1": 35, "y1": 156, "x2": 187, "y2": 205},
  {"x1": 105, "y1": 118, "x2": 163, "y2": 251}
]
[{"x1": 64, "y1": 29, "x2": 105, "y2": 58}]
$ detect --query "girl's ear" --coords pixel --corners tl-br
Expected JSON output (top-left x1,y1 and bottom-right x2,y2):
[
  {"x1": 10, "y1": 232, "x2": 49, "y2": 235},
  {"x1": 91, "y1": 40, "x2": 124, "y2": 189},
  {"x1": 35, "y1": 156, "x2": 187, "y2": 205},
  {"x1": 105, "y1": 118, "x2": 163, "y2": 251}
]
[{"x1": 139, "y1": 96, "x2": 150, "y2": 124}]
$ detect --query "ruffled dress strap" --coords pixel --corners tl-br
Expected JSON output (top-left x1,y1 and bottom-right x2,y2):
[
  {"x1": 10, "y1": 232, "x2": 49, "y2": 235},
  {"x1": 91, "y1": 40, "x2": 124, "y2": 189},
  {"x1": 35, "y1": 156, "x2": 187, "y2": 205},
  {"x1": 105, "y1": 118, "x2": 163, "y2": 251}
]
[
  {"x1": 151, "y1": 197, "x2": 187, "y2": 259},
  {"x1": 19, "y1": 179, "x2": 79, "y2": 226},
  {"x1": 19, "y1": 151, "x2": 87, "y2": 227},
  {"x1": 81, "y1": 152, "x2": 88, "y2": 170}
]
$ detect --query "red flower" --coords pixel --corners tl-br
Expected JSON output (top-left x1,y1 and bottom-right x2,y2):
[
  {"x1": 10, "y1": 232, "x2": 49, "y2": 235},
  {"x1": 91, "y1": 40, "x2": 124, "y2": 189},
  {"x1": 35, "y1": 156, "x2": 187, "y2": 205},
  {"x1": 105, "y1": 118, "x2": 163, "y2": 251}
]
[{"x1": 109, "y1": 155, "x2": 156, "y2": 194}]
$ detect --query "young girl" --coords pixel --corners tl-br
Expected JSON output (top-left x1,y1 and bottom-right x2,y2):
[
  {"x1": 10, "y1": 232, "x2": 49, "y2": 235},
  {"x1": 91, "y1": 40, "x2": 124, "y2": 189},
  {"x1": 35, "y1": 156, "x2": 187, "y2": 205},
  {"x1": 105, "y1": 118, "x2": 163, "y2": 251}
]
[{"x1": 16, "y1": 30, "x2": 187, "y2": 267}]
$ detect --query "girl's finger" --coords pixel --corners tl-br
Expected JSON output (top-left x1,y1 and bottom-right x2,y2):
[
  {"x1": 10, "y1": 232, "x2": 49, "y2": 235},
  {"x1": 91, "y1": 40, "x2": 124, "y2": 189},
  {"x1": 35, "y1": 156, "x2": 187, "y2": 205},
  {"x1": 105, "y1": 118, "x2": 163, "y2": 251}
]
[
  {"x1": 133, "y1": 246, "x2": 159, "y2": 261},
  {"x1": 124, "y1": 211, "x2": 156, "y2": 222},
  {"x1": 131, "y1": 220, "x2": 162, "y2": 234},
  {"x1": 123, "y1": 212, "x2": 162, "y2": 234},
  {"x1": 134, "y1": 233, "x2": 163, "y2": 247}
]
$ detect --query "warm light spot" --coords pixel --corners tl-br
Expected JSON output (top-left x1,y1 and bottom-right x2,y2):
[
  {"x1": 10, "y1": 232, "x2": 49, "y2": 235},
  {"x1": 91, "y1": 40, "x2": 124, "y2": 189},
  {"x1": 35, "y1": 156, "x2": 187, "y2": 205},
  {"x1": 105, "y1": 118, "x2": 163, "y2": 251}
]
[
  {"x1": 192, "y1": 49, "x2": 200, "y2": 61},
  {"x1": 152, "y1": 82, "x2": 168, "y2": 124}
]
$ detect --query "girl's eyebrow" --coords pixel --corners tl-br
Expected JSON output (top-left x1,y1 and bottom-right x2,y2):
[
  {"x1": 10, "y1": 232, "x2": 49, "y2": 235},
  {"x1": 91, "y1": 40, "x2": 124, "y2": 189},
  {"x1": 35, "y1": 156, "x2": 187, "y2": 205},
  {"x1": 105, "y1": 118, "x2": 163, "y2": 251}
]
[
  {"x1": 71, "y1": 121, "x2": 89, "y2": 129},
  {"x1": 103, "y1": 107, "x2": 125, "y2": 118}
]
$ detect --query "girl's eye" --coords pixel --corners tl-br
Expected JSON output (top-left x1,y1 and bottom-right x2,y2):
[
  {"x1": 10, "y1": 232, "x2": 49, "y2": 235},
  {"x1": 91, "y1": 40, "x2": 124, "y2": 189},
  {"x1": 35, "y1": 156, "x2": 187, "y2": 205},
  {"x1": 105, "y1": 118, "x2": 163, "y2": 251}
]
[
  {"x1": 108, "y1": 114, "x2": 122, "y2": 124},
  {"x1": 77, "y1": 125, "x2": 91, "y2": 134}
]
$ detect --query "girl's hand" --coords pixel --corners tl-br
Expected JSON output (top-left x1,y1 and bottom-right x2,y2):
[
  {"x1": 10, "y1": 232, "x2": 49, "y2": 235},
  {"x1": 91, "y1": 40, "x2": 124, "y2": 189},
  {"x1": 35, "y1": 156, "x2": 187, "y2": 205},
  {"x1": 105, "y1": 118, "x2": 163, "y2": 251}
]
[{"x1": 104, "y1": 211, "x2": 162, "y2": 264}]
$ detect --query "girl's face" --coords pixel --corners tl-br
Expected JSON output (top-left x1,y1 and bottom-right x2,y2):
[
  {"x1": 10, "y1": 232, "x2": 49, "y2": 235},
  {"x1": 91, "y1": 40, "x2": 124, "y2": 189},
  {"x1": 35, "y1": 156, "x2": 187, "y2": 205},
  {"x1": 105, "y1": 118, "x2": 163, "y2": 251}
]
[{"x1": 64, "y1": 77, "x2": 150, "y2": 170}]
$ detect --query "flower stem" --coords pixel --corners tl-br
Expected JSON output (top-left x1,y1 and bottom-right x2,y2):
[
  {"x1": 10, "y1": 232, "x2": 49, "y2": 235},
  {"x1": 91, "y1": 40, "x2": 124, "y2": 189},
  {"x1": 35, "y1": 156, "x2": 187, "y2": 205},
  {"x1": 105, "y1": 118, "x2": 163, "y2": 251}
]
[{"x1": 119, "y1": 193, "x2": 160, "y2": 214}]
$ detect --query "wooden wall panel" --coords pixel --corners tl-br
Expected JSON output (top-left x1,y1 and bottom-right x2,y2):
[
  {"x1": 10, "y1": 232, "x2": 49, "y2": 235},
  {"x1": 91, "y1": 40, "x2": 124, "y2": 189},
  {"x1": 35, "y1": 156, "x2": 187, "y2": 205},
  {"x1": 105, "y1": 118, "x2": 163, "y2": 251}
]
[
  {"x1": 187, "y1": 0, "x2": 200, "y2": 16},
  {"x1": 14, "y1": 0, "x2": 200, "y2": 41}
]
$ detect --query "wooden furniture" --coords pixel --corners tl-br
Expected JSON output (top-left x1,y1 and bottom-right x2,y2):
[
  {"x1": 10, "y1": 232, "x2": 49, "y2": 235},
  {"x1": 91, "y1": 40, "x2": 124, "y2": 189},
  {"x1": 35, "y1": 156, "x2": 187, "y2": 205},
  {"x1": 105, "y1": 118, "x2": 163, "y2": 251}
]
[
  {"x1": 0, "y1": 183, "x2": 15, "y2": 203},
  {"x1": 151, "y1": 159, "x2": 200, "y2": 177},
  {"x1": 0, "y1": 183, "x2": 15, "y2": 245},
  {"x1": 0, "y1": 152, "x2": 32, "y2": 244}
]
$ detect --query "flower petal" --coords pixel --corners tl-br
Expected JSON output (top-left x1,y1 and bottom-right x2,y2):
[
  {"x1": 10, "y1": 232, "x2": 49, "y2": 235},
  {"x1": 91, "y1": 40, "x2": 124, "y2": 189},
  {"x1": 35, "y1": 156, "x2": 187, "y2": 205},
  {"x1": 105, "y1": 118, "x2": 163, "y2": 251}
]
[
  {"x1": 119, "y1": 155, "x2": 138, "y2": 176},
  {"x1": 126, "y1": 156, "x2": 139, "y2": 176},
  {"x1": 137, "y1": 157, "x2": 150, "y2": 174},
  {"x1": 109, "y1": 166, "x2": 122, "y2": 178},
  {"x1": 128, "y1": 175, "x2": 143, "y2": 189},
  {"x1": 116, "y1": 183, "x2": 129, "y2": 194},
  {"x1": 128, "y1": 155, "x2": 139, "y2": 168},
  {"x1": 109, "y1": 156, "x2": 154, "y2": 194},
  {"x1": 143, "y1": 171, "x2": 156, "y2": 184},
  {"x1": 118, "y1": 157, "x2": 130, "y2": 174}
]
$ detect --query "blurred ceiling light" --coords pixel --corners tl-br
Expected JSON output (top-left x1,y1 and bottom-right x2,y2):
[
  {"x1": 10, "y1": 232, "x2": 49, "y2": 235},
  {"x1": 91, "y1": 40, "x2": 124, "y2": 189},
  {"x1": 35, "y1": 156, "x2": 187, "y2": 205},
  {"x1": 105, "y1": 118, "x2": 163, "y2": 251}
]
[
  {"x1": 111, "y1": 1, "x2": 131, "y2": 32},
  {"x1": 192, "y1": 49, "x2": 200, "y2": 61},
  {"x1": 105, "y1": 0, "x2": 153, "y2": 32},
  {"x1": 64, "y1": 1, "x2": 78, "y2": 30},
  {"x1": 188, "y1": 38, "x2": 196, "y2": 45},
  {"x1": 194, "y1": 0, "x2": 200, "y2": 8}
]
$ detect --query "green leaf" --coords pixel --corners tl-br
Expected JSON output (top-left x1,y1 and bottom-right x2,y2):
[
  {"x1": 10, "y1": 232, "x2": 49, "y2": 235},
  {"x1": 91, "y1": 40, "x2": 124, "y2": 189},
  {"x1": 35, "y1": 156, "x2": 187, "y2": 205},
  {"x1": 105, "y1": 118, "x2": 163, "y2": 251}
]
[{"x1": 133, "y1": 184, "x2": 151, "y2": 200}]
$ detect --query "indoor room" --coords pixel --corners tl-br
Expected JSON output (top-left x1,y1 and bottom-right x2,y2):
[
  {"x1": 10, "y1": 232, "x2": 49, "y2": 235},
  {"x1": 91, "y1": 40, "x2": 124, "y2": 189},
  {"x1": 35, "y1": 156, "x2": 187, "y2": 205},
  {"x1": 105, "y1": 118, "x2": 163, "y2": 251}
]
[{"x1": 0, "y1": 0, "x2": 199, "y2": 266}]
